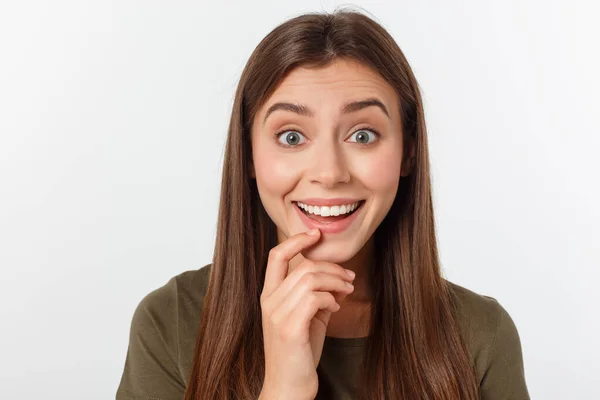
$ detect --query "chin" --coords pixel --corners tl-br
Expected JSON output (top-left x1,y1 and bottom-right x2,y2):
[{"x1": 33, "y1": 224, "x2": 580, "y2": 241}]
[{"x1": 300, "y1": 244, "x2": 357, "y2": 264}]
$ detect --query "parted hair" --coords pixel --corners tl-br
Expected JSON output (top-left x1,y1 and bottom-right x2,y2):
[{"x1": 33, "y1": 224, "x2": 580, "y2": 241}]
[{"x1": 184, "y1": 8, "x2": 479, "y2": 400}]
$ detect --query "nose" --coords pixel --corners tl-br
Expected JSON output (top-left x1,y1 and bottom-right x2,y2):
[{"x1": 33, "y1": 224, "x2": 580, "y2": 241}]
[{"x1": 308, "y1": 139, "x2": 351, "y2": 188}]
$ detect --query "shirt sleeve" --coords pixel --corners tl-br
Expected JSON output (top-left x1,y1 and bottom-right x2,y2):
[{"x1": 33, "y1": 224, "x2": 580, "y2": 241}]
[
  {"x1": 116, "y1": 277, "x2": 186, "y2": 400},
  {"x1": 479, "y1": 299, "x2": 531, "y2": 400}
]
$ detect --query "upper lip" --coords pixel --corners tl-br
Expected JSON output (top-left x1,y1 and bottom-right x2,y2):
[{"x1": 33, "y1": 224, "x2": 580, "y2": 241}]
[{"x1": 293, "y1": 198, "x2": 364, "y2": 206}]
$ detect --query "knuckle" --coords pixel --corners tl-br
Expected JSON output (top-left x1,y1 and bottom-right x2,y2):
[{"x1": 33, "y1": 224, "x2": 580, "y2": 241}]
[
  {"x1": 295, "y1": 260, "x2": 314, "y2": 275},
  {"x1": 301, "y1": 272, "x2": 317, "y2": 286},
  {"x1": 268, "y1": 248, "x2": 281, "y2": 262},
  {"x1": 260, "y1": 295, "x2": 273, "y2": 314},
  {"x1": 268, "y1": 313, "x2": 281, "y2": 327},
  {"x1": 307, "y1": 291, "x2": 320, "y2": 306}
]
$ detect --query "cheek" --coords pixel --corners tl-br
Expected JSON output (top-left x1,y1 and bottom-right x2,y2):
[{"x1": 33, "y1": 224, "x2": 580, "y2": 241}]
[
  {"x1": 253, "y1": 145, "x2": 301, "y2": 212},
  {"x1": 353, "y1": 146, "x2": 402, "y2": 197}
]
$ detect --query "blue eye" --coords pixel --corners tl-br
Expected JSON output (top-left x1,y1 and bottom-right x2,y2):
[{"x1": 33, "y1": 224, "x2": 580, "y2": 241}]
[
  {"x1": 347, "y1": 128, "x2": 379, "y2": 144},
  {"x1": 276, "y1": 130, "x2": 307, "y2": 147},
  {"x1": 275, "y1": 127, "x2": 380, "y2": 147}
]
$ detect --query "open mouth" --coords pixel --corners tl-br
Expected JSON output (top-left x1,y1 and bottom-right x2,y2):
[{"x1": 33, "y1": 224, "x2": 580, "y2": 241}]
[{"x1": 293, "y1": 200, "x2": 365, "y2": 224}]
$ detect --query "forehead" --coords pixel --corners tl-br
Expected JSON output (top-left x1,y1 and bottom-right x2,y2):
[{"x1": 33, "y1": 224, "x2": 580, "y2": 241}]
[{"x1": 257, "y1": 58, "x2": 400, "y2": 119}]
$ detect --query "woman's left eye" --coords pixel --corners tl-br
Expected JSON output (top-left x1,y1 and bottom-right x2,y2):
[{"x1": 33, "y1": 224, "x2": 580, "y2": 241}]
[{"x1": 347, "y1": 128, "x2": 379, "y2": 144}]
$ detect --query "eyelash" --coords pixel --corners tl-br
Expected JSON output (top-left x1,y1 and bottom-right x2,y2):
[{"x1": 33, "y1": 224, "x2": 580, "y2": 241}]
[{"x1": 274, "y1": 126, "x2": 381, "y2": 148}]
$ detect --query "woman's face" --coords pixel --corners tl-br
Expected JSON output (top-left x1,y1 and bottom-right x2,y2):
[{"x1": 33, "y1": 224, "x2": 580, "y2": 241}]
[{"x1": 251, "y1": 58, "x2": 410, "y2": 263}]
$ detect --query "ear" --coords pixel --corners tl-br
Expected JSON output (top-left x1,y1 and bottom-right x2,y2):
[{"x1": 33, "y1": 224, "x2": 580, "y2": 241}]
[{"x1": 400, "y1": 137, "x2": 416, "y2": 177}]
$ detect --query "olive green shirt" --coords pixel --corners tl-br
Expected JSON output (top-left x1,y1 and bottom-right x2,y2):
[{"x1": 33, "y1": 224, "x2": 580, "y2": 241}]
[{"x1": 116, "y1": 264, "x2": 530, "y2": 399}]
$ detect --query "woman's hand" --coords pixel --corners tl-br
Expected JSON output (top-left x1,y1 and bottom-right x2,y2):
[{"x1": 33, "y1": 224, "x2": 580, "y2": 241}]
[{"x1": 259, "y1": 228, "x2": 356, "y2": 400}]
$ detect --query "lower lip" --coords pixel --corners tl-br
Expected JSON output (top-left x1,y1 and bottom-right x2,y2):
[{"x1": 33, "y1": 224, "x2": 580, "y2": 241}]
[{"x1": 293, "y1": 201, "x2": 364, "y2": 234}]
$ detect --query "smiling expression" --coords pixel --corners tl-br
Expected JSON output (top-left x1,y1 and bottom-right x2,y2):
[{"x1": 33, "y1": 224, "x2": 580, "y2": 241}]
[{"x1": 250, "y1": 58, "x2": 410, "y2": 263}]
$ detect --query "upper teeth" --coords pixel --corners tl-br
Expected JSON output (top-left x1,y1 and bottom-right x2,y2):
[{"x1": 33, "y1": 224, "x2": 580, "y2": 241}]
[{"x1": 295, "y1": 201, "x2": 361, "y2": 216}]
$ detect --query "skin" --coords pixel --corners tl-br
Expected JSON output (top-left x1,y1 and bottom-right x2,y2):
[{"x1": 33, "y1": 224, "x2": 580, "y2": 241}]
[{"x1": 250, "y1": 58, "x2": 414, "y2": 337}]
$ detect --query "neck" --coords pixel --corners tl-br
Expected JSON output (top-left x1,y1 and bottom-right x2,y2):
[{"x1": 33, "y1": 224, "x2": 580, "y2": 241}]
[{"x1": 338, "y1": 235, "x2": 374, "y2": 303}]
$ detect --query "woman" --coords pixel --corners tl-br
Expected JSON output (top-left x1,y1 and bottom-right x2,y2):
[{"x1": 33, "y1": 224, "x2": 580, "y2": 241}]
[{"x1": 117, "y1": 9, "x2": 530, "y2": 400}]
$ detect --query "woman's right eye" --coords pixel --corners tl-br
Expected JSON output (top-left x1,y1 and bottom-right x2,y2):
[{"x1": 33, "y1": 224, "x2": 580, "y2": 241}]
[{"x1": 276, "y1": 130, "x2": 307, "y2": 147}]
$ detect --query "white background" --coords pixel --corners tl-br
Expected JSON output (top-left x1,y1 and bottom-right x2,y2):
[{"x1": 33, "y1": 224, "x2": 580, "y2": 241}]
[{"x1": 1, "y1": 1, "x2": 598, "y2": 399}]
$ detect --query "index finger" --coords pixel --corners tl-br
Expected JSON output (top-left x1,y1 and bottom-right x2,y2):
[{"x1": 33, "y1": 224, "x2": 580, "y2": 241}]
[{"x1": 262, "y1": 228, "x2": 321, "y2": 297}]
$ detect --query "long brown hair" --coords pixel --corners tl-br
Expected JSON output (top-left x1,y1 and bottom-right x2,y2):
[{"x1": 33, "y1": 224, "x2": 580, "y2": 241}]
[{"x1": 184, "y1": 8, "x2": 479, "y2": 400}]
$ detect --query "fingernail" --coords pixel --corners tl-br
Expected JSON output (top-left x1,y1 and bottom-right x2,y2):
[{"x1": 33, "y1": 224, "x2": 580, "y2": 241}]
[
  {"x1": 307, "y1": 228, "x2": 319, "y2": 236},
  {"x1": 345, "y1": 269, "x2": 355, "y2": 278}
]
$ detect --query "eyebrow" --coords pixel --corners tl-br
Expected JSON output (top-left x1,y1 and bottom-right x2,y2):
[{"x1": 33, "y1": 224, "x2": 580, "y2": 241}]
[{"x1": 262, "y1": 97, "x2": 391, "y2": 125}]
